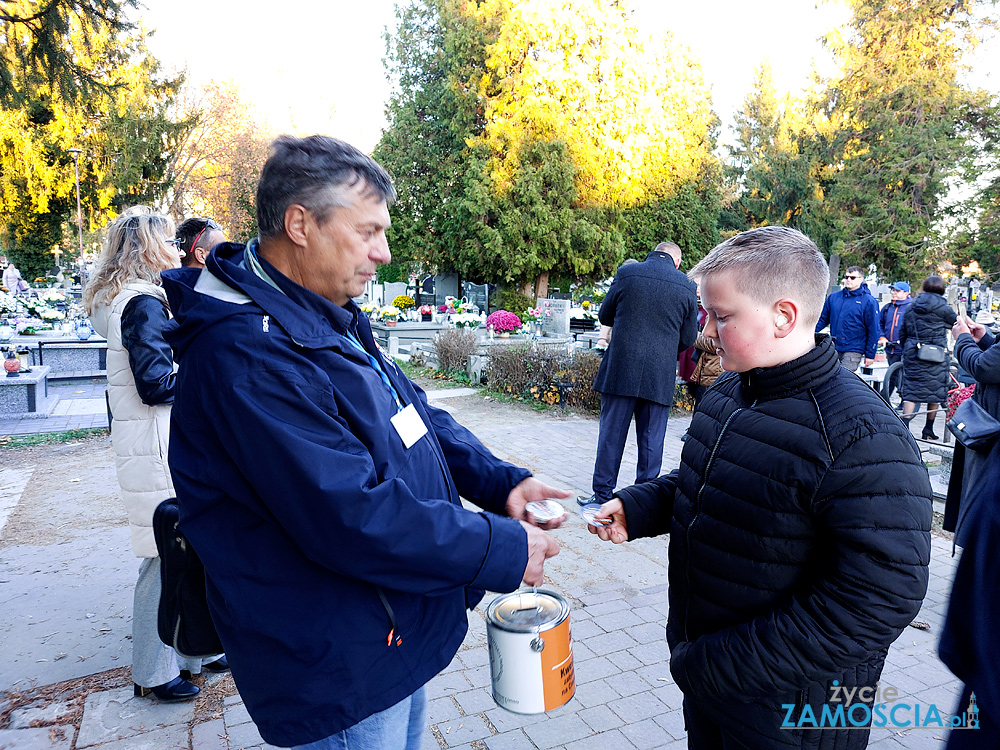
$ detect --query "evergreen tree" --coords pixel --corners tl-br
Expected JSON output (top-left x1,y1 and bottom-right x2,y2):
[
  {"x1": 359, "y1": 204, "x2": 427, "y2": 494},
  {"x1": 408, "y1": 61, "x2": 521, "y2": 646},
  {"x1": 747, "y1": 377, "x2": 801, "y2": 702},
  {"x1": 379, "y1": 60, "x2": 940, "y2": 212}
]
[{"x1": 819, "y1": 0, "x2": 993, "y2": 278}]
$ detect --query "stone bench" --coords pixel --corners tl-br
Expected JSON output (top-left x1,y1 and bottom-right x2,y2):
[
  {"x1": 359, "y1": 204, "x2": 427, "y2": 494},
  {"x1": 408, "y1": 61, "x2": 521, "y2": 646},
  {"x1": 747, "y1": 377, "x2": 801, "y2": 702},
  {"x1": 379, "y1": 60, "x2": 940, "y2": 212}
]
[{"x1": 0, "y1": 365, "x2": 57, "y2": 418}]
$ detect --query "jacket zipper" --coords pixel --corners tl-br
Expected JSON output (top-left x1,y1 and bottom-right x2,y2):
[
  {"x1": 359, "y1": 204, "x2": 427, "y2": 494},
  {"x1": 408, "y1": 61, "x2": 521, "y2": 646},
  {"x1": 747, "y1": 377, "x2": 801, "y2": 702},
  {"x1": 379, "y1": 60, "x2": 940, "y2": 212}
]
[{"x1": 683, "y1": 400, "x2": 756, "y2": 641}]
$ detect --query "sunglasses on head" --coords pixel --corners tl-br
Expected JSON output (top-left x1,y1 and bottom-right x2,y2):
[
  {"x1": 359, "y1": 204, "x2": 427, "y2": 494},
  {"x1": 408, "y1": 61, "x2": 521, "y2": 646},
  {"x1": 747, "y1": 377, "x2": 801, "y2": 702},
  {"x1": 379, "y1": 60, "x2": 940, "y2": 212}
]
[{"x1": 190, "y1": 220, "x2": 222, "y2": 252}]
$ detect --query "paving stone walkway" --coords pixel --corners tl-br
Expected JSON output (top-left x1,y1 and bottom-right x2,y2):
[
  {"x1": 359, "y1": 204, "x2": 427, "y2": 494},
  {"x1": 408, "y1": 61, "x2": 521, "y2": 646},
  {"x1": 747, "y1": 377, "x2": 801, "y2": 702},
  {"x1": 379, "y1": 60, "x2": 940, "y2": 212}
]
[{"x1": 0, "y1": 382, "x2": 967, "y2": 749}]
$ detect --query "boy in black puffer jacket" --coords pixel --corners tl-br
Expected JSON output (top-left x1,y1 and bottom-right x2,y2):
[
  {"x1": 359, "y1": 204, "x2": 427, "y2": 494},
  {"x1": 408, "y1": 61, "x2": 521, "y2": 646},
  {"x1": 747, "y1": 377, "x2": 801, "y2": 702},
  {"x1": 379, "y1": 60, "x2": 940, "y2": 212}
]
[{"x1": 590, "y1": 226, "x2": 933, "y2": 750}]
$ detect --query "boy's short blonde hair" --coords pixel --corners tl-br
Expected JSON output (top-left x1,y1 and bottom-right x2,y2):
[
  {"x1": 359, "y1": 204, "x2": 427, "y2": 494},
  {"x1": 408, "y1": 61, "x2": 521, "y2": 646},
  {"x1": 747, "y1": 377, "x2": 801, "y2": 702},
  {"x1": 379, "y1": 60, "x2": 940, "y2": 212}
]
[{"x1": 689, "y1": 226, "x2": 829, "y2": 327}]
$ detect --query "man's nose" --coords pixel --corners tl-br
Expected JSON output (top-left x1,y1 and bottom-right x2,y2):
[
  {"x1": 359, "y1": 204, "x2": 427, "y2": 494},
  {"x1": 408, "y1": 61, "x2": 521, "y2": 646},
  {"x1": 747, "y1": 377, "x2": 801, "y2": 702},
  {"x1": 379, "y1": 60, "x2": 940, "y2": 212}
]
[{"x1": 371, "y1": 235, "x2": 391, "y2": 265}]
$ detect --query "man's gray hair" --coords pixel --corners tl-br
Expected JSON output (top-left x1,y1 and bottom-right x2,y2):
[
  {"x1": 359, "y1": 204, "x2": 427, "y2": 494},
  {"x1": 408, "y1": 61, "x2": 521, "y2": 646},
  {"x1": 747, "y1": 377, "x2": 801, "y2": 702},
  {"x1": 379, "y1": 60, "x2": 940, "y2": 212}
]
[
  {"x1": 256, "y1": 135, "x2": 397, "y2": 240},
  {"x1": 689, "y1": 226, "x2": 829, "y2": 326}
]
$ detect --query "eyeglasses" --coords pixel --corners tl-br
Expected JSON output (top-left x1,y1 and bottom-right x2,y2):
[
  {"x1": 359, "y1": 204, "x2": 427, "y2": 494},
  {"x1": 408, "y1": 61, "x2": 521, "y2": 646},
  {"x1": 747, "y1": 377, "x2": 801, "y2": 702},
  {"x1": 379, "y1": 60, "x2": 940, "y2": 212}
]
[{"x1": 164, "y1": 238, "x2": 183, "y2": 247}]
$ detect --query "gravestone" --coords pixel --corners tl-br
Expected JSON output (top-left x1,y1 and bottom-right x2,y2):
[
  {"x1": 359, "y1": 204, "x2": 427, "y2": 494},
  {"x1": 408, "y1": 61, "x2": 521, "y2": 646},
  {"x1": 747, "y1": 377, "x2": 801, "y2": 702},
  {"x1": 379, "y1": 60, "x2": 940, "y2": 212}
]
[
  {"x1": 435, "y1": 273, "x2": 460, "y2": 306},
  {"x1": 538, "y1": 298, "x2": 570, "y2": 335},
  {"x1": 383, "y1": 282, "x2": 409, "y2": 306},
  {"x1": 463, "y1": 282, "x2": 489, "y2": 313}
]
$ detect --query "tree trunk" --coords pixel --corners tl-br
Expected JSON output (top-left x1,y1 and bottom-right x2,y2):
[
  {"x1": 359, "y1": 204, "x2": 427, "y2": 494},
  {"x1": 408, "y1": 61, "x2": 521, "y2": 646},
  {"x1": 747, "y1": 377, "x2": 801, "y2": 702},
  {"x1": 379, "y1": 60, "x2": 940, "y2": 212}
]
[{"x1": 534, "y1": 272, "x2": 549, "y2": 301}]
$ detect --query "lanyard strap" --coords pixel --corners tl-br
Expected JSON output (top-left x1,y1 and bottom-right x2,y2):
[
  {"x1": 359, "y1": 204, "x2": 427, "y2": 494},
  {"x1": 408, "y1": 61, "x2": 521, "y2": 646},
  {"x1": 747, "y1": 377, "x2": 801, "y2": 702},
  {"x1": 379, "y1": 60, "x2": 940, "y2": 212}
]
[{"x1": 343, "y1": 328, "x2": 403, "y2": 411}]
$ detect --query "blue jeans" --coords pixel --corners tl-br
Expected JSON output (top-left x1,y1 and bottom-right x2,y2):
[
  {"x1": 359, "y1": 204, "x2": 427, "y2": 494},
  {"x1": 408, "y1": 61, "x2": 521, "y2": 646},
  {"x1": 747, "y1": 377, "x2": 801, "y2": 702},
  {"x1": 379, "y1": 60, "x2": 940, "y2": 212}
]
[{"x1": 291, "y1": 687, "x2": 426, "y2": 750}]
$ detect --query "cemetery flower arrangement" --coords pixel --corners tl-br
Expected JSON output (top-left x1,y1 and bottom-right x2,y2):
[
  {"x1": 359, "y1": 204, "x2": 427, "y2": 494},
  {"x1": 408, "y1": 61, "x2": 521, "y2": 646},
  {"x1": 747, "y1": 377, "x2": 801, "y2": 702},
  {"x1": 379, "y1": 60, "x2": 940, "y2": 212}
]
[
  {"x1": 452, "y1": 312, "x2": 481, "y2": 329},
  {"x1": 39, "y1": 307, "x2": 65, "y2": 321},
  {"x1": 379, "y1": 305, "x2": 401, "y2": 321},
  {"x1": 0, "y1": 290, "x2": 18, "y2": 315},
  {"x1": 418, "y1": 304, "x2": 434, "y2": 316},
  {"x1": 581, "y1": 300, "x2": 591, "y2": 310},
  {"x1": 486, "y1": 309, "x2": 522, "y2": 334},
  {"x1": 946, "y1": 383, "x2": 976, "y2": 421},
  {"x1": 524, "y1": 307, "x2": 542, "y2": 322},
  {"x1": 39, "y1": 290, "x2": 66, "y2": 304},
  {"x1": 360, "y1": 302, "x2": 379, "y2": 317},
  {"x1": 392, "y1": 294, "x2": 415, "y2": 310}
]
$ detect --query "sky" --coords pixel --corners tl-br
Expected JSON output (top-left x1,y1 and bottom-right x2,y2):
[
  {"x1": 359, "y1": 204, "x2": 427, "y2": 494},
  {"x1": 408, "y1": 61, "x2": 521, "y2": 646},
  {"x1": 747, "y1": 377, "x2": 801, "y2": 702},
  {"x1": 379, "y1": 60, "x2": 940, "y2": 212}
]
[{"x1": 136, "y1": 0, "x2": 1000, "y2": 153}]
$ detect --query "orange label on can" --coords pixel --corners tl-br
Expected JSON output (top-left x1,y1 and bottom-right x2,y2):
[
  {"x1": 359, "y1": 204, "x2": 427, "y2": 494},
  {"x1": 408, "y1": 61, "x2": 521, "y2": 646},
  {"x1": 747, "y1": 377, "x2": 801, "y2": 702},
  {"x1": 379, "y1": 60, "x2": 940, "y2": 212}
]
[{"x1": 540, "y1": 617, "x2": 575, "y2": 711}]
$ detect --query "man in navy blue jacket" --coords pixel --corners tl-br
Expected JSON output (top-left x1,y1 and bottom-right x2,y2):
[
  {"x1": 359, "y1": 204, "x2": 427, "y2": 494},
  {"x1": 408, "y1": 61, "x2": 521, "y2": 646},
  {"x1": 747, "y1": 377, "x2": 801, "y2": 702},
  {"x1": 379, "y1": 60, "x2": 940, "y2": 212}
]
[
  {"x1": 816, "y1": 265, "x2": 881, "y2": 372},
  {"x1": 161, "y1": 136, "x2": 569, "y2": 749}
]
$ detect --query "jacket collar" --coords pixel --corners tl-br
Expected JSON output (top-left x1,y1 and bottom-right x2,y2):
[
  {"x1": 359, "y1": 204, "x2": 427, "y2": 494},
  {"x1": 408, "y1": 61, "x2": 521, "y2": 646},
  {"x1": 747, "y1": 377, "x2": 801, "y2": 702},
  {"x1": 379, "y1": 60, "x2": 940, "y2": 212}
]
[
  {"x1": 204, "y1": 241, "x2": 358, "y2": 349},
  {"x1": 739, "y1": 335, "x2": 841, "y2": 401},
  {"x1": 842, "y1": 282, "x2": 871, "y2": 298}
]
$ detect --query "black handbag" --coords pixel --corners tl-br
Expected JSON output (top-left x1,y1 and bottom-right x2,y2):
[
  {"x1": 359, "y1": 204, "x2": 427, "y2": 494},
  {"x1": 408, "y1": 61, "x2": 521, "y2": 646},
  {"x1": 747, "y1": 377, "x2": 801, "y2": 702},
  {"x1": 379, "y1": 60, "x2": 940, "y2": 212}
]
[
  {"x1": 916, "y1": 342, "x2": 947, "y2": 363},
  {"x1": 946, "y1": 397, "x2": 1000, "y2": 453},
  {"x1": 153, "y1": 498, "x2": 224, "y2": 658}
]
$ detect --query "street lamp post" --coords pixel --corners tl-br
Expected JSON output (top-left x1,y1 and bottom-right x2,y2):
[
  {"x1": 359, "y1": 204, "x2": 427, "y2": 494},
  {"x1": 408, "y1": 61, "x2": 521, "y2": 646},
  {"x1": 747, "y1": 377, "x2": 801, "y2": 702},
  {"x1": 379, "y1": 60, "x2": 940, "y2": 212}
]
[{"x1": 67, "y1": 149, "x2": 84, "y2": 273}]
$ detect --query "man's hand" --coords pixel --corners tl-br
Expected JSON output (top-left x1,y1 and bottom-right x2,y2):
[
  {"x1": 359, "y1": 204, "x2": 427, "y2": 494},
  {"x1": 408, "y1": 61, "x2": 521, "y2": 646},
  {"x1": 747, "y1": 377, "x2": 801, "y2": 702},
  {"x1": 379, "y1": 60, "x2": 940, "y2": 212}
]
[
  {"x1": 586, "y1": 498, "x2": 629, "y2": 544},
  {"x1": 507, "y1": 477, "x2": 571, "y2": 529},
  {"x1": 957, "y1": 316, "x2": 986, "y2": 343},
  {"x1": 519, "y1": 522, "x2": 560, "y2": 586},
  {"x1": 864, "y1": 357, "x2": 875, "y2": 367},
  {"x1": 878, "y1": 336, "x2": 888, "y2": 346}
]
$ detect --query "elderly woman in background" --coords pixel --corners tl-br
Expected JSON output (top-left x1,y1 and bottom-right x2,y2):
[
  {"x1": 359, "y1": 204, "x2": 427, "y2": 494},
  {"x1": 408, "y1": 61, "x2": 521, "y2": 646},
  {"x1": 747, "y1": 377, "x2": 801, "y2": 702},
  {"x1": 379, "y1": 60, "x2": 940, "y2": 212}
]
[
  {"x1": 84, "y1": 207, "x2": 227, "y2": 702},
  {"x1": 898, "y1": 275, "x2": 957, "y2": 440}
]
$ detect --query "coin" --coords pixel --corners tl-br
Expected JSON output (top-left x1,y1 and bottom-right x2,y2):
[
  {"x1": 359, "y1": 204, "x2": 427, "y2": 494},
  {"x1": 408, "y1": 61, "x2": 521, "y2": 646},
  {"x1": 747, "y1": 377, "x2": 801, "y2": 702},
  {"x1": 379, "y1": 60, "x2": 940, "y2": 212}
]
[
  {"x1": 525, "y1": 499, "x2": 566, "y2": 522},
  {"x1": 579, "y1": 503, "x2": 612, "y2": 527}
]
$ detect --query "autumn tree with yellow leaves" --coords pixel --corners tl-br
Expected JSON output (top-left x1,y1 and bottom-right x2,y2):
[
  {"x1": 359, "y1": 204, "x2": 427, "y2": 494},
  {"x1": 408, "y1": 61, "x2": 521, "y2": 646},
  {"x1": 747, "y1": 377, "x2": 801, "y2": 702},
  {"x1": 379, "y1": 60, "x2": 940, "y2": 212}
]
[{"x1": 377, "y1": 0, "x2": 721, "y2": 295}]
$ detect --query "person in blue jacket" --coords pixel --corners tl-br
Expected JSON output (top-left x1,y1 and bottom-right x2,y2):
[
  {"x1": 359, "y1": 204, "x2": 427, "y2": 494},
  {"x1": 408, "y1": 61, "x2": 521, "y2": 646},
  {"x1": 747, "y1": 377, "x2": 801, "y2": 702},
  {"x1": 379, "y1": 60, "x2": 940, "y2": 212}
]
[
  {"x1": 160, "y1": 136, "x2": 569, "y2": 750},
  {"x1": 878, "y1": 280, "x2": 912, "y2": 365},
  {"x1": 815, "y1": 265, "x2": 881, "y2": 372}
]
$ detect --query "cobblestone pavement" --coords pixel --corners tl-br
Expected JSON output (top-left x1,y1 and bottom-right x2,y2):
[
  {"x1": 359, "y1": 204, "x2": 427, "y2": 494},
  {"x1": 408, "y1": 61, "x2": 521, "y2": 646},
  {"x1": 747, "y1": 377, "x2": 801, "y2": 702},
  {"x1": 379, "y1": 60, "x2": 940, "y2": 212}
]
[{"x1": 0, "y1": 384, "x2": 965, "y2": 749}]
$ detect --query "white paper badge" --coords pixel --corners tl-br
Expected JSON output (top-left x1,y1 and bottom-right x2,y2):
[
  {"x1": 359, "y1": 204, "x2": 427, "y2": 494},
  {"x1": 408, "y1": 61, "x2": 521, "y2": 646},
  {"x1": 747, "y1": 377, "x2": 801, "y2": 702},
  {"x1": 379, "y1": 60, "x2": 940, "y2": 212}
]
[{"x1": 390, "y1": 403, "x2": 428, "y2": 449}]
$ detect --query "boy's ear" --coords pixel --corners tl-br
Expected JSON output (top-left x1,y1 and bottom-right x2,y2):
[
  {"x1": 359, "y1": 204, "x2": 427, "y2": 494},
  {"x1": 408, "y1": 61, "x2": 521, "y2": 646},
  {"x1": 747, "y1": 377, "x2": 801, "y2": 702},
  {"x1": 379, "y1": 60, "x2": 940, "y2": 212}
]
[{"x1": 774, "y1": 299, "x2": 798, "y2": 338}]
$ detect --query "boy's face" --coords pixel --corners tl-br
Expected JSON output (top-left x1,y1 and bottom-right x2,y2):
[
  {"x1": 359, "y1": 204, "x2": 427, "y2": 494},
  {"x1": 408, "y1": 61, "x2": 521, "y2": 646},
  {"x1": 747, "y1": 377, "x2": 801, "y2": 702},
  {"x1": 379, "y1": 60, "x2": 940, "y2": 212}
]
[{"x1": 700, "y1": 271, "x2": 782, "y2": 373}]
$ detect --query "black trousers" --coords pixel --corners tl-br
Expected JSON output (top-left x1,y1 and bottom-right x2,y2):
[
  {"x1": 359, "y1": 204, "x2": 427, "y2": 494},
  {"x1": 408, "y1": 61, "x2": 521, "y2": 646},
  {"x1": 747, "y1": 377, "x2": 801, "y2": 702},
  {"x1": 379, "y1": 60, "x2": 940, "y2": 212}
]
[{"x1": 591, "y1": 394, "x2": 670, "y2": 503}]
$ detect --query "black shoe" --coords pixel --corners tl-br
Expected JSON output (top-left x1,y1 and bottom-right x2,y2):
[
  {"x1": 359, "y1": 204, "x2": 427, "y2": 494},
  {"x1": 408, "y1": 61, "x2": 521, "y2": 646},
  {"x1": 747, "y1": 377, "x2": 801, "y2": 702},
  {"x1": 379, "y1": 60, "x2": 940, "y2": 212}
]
[
  {"x1": 203, "y1": 656, "x2": 230, "y2": 673},
  {"x1": 922, "y1": 427, "x2": 939, "y2": 440},
  {"x1": 577, "y1": 494, "x2": 597, "y2": 507},
  {"x1": 134, "y1": 676, "x2": 200, "y2": 702},
  {"x1": 180, "y1": 656, "x2": 230, "y2": 681}
]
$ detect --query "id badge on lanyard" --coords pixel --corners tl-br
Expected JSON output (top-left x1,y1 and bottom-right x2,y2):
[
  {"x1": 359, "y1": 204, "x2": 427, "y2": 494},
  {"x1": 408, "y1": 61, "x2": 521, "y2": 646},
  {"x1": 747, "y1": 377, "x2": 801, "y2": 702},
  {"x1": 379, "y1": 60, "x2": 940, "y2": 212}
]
[{"x1": 391, "y1": 403, "x2": 428, "y2": 448}]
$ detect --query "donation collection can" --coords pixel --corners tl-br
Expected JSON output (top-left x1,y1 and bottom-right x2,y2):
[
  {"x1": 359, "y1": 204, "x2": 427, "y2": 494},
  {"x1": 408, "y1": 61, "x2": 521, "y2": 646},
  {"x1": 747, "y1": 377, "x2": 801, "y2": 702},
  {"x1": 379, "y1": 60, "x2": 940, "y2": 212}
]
[{"x1": 485, "y1": 588, "x2": 575, "y2": 714}]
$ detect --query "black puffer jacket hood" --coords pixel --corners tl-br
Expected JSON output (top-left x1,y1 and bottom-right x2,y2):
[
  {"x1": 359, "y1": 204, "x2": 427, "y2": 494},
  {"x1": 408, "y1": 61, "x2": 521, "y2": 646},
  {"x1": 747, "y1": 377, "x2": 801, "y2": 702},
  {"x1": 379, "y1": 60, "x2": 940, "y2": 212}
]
[{"x1": 617, "y1": 336, "x2": 933, "y2": 749}]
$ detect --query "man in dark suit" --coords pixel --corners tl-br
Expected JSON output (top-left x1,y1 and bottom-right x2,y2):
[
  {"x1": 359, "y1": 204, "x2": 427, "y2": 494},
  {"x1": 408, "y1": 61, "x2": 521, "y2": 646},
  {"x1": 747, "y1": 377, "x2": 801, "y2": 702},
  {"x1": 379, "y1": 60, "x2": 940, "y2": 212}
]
[{"x1": 580, "y1": 242, "x2": 698, "y2": 507}]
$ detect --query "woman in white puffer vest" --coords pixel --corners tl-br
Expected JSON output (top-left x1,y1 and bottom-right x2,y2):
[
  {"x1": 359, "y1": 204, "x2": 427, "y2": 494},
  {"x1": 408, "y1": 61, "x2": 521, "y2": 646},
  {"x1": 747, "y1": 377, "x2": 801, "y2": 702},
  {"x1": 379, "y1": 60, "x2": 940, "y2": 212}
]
[{"x1": 85, "y1": 207, "x2": 226, "y2": 702}]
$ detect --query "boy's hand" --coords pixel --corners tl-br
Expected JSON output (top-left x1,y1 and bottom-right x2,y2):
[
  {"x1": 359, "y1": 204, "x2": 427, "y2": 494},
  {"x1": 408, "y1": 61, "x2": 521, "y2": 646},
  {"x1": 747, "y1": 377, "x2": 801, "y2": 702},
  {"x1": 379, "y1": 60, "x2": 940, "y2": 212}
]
[
  {"x1": 587, "y1": 499, "x2": 628, "y2": 544},
  {"x1": 507, "y1": 477, "x2": 571, "y2": 529},
  {"x1": 864, "y1": 357, "x2": 875, "y2": 367}
]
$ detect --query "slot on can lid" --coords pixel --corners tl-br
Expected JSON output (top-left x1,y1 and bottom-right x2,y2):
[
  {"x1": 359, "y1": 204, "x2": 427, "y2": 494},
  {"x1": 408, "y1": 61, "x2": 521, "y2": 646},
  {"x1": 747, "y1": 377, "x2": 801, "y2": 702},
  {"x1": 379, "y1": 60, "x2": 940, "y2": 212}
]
[{"x1": 487, "y1": 590, "x2": 569, "y2": 632}]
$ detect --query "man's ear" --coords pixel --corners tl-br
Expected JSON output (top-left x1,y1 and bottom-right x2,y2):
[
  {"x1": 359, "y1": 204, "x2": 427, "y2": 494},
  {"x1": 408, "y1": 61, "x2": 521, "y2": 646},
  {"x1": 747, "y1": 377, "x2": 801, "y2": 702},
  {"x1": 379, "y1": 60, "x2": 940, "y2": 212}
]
[
  {"x1": 195, "y1": 247, "x2": 209, "y2": 266},
  {"x1": 283, "y1": 205, "x2": 310, "y2": 247},
  {"x1": 774, "y1": 299, "x2": 798, "y2": 338}
]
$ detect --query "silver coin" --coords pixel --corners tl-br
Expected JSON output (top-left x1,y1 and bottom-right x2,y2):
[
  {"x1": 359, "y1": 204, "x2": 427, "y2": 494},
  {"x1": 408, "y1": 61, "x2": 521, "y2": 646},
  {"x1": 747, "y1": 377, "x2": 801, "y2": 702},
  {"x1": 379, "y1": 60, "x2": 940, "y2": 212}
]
[
  {"x1": 580, "y1": 503, "x2": 612, "y2": 527},
  {"x1": 526, "y1": 499, "x2": 565, "y2": 522}
]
